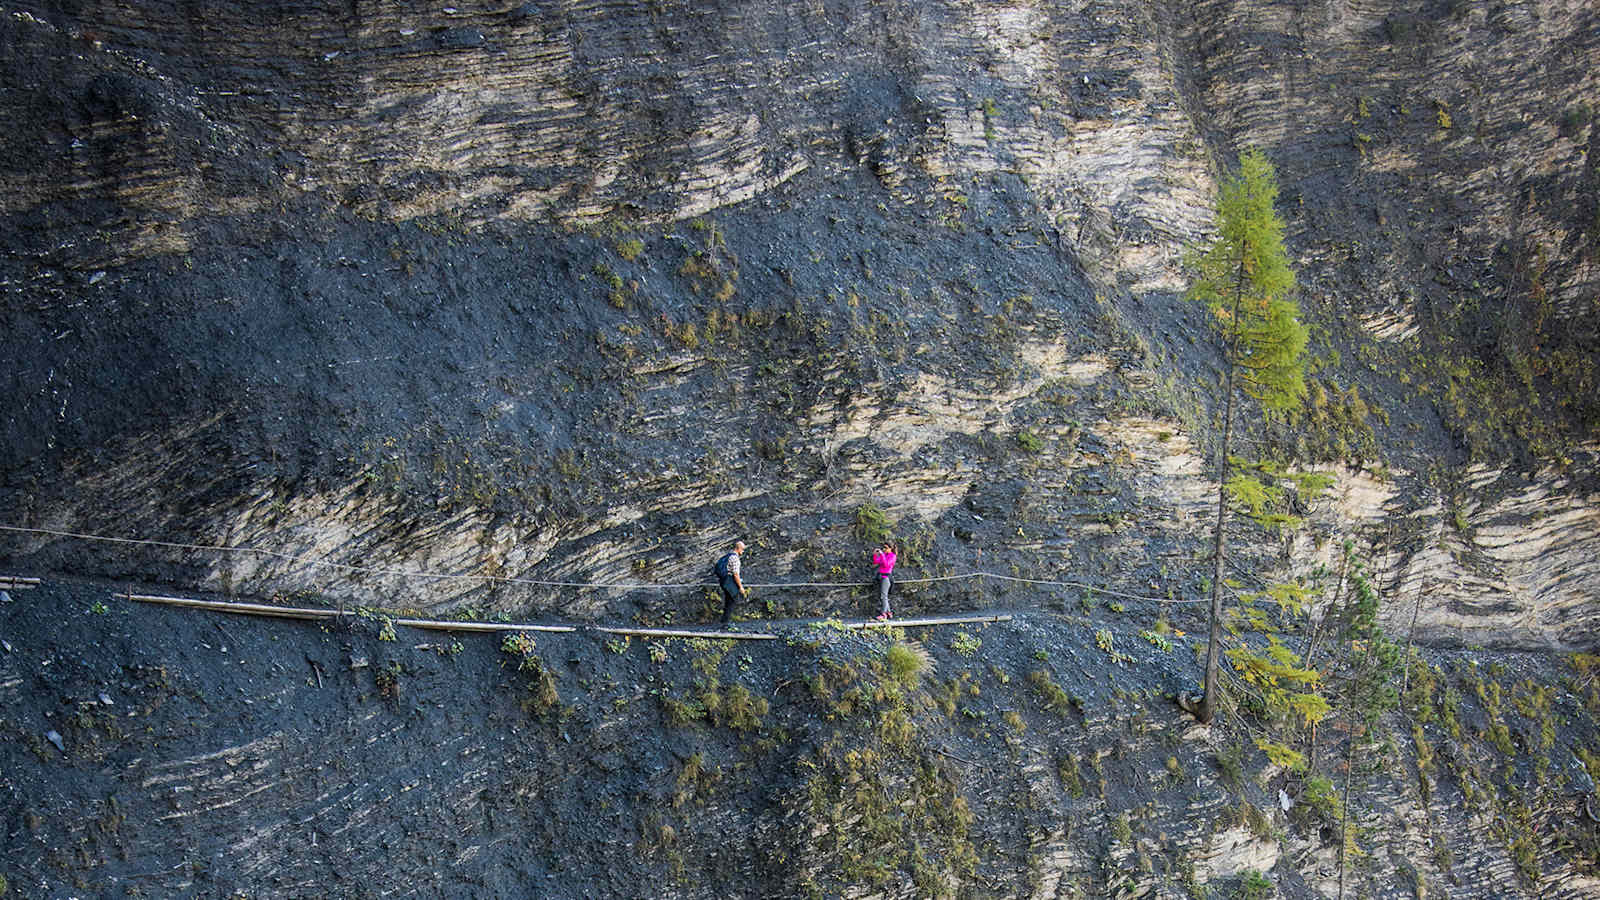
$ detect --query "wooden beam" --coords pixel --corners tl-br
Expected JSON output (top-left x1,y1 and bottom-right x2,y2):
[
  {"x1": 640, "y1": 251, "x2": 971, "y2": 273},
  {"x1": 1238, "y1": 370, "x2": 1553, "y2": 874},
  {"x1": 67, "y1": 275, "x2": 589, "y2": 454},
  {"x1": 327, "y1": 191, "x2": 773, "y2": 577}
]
[
  {"x1": 122, "y1": 593, "x2": 349, "y2": 621},
  {"x1": 848, "y1": 614, "x2": 1012, "y2": 629},
  {"x1": 0, "y1": 576, "x2": 41, "y2": 590},
  {"x1": 119, "y1": 593, "x2": 1005, "y2": 641},
  {"x1": 595, "y1": 626, "x2": 777, "y2": 641},
  {"x1": 123, "y1": 594, "x2": 579, "y2": 634},
  {"x1": 395, "y1": 618, "x2": 575, "y2": 634}
]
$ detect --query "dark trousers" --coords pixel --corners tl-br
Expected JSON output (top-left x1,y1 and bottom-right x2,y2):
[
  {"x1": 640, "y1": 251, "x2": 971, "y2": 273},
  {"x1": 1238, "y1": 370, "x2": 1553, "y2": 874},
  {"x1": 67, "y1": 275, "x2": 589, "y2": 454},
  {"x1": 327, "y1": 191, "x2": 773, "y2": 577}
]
[{"x1": 719, "y1": 578, "x2": 741, "y2": 624}]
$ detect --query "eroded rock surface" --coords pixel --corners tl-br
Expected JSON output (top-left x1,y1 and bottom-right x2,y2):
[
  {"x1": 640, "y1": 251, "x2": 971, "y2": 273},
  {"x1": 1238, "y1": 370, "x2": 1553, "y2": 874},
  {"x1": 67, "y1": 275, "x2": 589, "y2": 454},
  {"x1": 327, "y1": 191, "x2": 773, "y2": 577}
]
[
  {"x1": 4, "y1": 0, "x2": 1598, "y2": 643},
  {"x1": 3, "y1": 581, "x2": 1598, "y2": 897},
  {"x1": 1, "y1": 8, "x2": 1599, "y2": 894}
]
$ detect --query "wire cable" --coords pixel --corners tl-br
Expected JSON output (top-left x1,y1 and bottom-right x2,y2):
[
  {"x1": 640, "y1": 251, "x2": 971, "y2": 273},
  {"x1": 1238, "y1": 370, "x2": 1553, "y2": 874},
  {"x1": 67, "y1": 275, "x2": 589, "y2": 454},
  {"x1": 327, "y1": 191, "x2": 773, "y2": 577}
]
[{"x1": 0, "y1": 522, "x2": 1205, "y2": 603}]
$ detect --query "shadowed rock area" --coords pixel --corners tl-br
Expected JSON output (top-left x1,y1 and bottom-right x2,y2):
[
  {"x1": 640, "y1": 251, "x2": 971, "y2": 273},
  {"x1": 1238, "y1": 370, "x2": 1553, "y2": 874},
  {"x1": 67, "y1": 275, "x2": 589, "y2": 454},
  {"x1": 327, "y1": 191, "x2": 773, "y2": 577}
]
[
  {"x1": 3, "y1": 579, "x2": 1599, "y2": 897},
  {"x1": 2, "y1": 0, "x2": 1600, "y2": 895},
  {"x1": 4, "y1": 0, "x2": 1597, "y2": 645}
]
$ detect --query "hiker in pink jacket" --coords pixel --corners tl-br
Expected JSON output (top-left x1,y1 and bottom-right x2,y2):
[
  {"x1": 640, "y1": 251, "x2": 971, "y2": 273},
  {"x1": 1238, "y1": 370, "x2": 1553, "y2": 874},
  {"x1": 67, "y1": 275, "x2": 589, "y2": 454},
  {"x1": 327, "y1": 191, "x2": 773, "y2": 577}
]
[{"x1": 872, "y1": 542, "x2": 897, "y2": 620}]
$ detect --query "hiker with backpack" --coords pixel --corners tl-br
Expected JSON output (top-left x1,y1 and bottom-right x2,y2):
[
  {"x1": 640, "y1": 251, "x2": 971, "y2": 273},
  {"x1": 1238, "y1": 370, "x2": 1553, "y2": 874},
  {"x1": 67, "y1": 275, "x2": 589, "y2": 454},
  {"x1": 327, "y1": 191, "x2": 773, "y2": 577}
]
[
  {"x1": 715, "y1": 541, "x2": 746, "y2": 625},
  {"x1": 872, "y1": 542, "x2": 897, "y2": 620}
]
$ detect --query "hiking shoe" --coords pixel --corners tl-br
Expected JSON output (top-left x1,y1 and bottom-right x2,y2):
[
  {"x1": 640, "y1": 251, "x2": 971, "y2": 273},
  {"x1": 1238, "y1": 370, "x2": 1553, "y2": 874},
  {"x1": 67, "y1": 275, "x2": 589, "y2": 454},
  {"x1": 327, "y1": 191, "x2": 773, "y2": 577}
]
[{"x1": 875, "y1": 613, "x2": 889, "y2": 621}]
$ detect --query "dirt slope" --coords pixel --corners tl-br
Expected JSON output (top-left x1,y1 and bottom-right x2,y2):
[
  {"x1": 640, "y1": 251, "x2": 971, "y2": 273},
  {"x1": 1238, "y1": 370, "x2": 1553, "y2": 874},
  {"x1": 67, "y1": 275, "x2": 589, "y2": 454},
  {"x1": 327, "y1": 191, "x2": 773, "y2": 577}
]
[{"x1": 3, "y1": 577, "x2": 1598, "y2": 897}]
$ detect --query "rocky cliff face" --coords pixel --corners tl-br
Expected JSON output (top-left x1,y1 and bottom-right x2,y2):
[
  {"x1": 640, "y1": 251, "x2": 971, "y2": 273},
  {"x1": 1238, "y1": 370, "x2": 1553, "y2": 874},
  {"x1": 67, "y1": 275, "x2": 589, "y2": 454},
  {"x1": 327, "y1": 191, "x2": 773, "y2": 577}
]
[
  {"x1": 4, "y1": 0, "x2": 1597, "y2": 650},
  {"x1": 4, "y1": 581, "x2": 1600, "y2": 899},
  {"x1": 1, "y1": 2, "x2": 1600, "y2": 891}
]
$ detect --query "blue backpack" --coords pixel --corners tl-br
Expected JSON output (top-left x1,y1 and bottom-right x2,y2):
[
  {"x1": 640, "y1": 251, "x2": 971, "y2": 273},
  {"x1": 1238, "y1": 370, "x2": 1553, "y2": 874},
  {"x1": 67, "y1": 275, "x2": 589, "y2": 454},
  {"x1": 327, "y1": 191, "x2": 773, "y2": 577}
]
[{"x1": 714, "y1": 553, "x2": 734, "y2": 580}]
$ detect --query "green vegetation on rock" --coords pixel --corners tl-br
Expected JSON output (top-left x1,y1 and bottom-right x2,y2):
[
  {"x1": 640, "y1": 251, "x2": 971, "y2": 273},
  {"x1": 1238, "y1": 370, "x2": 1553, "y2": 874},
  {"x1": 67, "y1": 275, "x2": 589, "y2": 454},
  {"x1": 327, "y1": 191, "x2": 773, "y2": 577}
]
[{"x1": 1187, "y1": 147, "x2": 1308, "y2": 725}]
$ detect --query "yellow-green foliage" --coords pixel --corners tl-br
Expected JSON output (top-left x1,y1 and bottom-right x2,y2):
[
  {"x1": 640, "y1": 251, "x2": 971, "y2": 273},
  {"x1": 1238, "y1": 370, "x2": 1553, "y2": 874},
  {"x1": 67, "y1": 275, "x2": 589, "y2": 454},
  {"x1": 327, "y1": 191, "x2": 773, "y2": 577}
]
[
  {"x1": 1058, "y1": 754, "x2": 1085, "y2": 798},
  {"x1": 691, "y1": 642, "x2": 730, "y2": 680},
  {"x1": 715, "y1": 682, "x2": 769, "y2": 732},
  {"x1": 1255, "y1": 737, "x2": 1306, "y2": 773},
  {"x1": 932, "y1": 675, "x2": 965, "y2": 717},
  {"x1": 1473, "y1": 674, "x2": 1503, "y2": 716},
  {"x1": 501, "y1": 632, "x2": 537, "y2": 657},
  {"x1": 1490, "y1": 796, "x2": 1541, "y2": 886},
  {"x1": 1226, "y1": 472, "x2": 1283, "y2": 521},
  {"x1": 885, "y1": 642, "x2": 927, "y2": 689},
  {"x1": 616, "y1": 237, "x2": 645, "y2": 261},
  {"x1": 1227, "y1": 637, "x2": 1328, "y2": 727},
  {"x1": 1109, "y1": 811, "x2": 1133, "y2": 847},
  {"x1": 1187, "y1": 147, "x2": 1306, "y2": 412},
  {"x1": 501, "y1": 632, "x2": 559, "y2": 715},
  {"x1": 1284, "y1": 379, "x2": 1379, "y2": 462},
  {"x1": 1439, "y1": 687, "x2": 1463, "y2": 740},
  {"x1": 950, "y1": 631, "x2": 981, "y2": 658},
  {"x1": 1577, "y1": 747, "x2": 1600, "y2": 799},
  {"x1": 1573, "y1": 654, "x2": 1600, "y2": 715},
  {"x1": 1240, "y1": 581, "x2": 1313, "y2": 618},
  {"x1": 1285, "y1": 470, "x2": 1335, "y2": 503},
  {"x1": 802, "y1": 744, "x2": 976, "y2": 894},
  {"x1": 673, "y1": 752, "x2": 719, "y2": 808},
  {"x1": 665, "y1": 641, "x2": 766, "y2": 731},
  {"x1": 1027, "y1": 669, "x2": 1075, "y2": 714},
  {"x1": 591, "y1": 262, "x2": 623, "y2": 290},
  {"x1": 1404, "y1": 657, "x2": 1438, "y2": 723},
  {"x1": 1299, "y1": 773, "x2": 1340, "y2": 824},
  {"x1": 810, "y1": 653, "x2": 919, "y2": 741},
  {"x1": 677, "y1": 248, "x2": 737, "y2": 301},
  {"x1": 1466, "y1": 670, "x2": 1519, "y2": 752},
  {"x1": 877, "y1": 705, "x2": 916, "y2": 749},
  {"x1": 1484, "y1": 721, "x2": 1516, "y2": 756},
  {"x1": 665, "y1": 319, "x2": 700, "y2": 349},
  {"x1": 1225, "y1": 462, "x2": 1332, "y2": 531},
  {"x1": 1514, "y1": 681, "x2": 1556, "y2": 755},
  {"x1": 797, "y1": 647, "x2": 977, "y2": 896},
  {"x1": 521, "y1": 659, "x2": 559, "y2": 715},
  {"x1": 1232, "y1": 799, "x2": 1277, "y2": 841},
  {"x1": 1412, "y1": 723, "x2": 1435, "y2": 801},
  {"x1": 661, "y1": 694, "x2": 705, "y2": 725}
]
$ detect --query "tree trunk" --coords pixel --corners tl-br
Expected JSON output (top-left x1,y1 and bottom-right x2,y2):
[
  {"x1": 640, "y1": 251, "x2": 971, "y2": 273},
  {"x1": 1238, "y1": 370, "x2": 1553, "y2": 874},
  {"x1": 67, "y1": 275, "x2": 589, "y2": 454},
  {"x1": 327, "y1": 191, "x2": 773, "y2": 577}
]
[
  {"x1": 1197, "y1": 361, "x2": 1238, "y2": 725},
  {"x1": 1305, "y1": 546, "x2": 1353, "y2": 777},
  {"x1": 1192, "y1": 238, "x2": 1251, "y2": 726},
  {"x1": 1303, "y1": 542, "x2": 1348, "y2": 672},
  {"x1": 1402, "y1": 547, "x2": 1426, "y2": 696},
  {"x1": 1337, "y1": 725, "x2": 1358, "y2": 900}
]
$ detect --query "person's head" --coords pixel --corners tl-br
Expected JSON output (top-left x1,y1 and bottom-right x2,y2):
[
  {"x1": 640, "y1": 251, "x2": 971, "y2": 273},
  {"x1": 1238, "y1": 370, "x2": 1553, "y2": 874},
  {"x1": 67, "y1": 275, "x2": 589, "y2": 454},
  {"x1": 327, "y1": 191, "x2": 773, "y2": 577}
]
[{"x1": 733, "y1": 540, "x2": 746, "y2": 554}]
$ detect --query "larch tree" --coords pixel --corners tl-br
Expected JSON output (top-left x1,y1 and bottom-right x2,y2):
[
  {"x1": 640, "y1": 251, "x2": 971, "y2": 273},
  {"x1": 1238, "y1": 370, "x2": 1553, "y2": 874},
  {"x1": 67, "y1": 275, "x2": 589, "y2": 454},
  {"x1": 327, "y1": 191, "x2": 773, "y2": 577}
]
[{"x1": 1181, "y1": 148, "x2": 1309, "y2": 725}]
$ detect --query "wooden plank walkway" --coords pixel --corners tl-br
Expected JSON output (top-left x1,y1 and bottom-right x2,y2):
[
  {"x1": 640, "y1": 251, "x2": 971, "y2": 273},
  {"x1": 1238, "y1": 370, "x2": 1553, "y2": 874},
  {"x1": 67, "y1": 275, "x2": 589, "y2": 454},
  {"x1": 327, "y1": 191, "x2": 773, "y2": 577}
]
[{"x1": 120, "y1": 593, "x2": 1009, "y2": 640}]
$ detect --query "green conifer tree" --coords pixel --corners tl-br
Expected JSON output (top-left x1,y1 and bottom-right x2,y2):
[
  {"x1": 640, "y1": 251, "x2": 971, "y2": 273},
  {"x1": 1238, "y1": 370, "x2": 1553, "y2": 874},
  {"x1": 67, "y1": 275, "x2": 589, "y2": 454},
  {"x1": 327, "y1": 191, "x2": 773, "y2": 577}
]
[{"x1": 1183, "y1": 148, "x2": 1308, "y2": 724}]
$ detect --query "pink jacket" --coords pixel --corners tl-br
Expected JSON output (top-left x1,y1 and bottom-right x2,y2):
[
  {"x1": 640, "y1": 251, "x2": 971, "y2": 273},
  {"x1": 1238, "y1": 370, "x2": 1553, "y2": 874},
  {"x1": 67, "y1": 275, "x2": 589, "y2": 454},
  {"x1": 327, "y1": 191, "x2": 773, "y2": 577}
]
[{"x1": 873, "y1": 550, "x2": 897, "y2": 576}]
